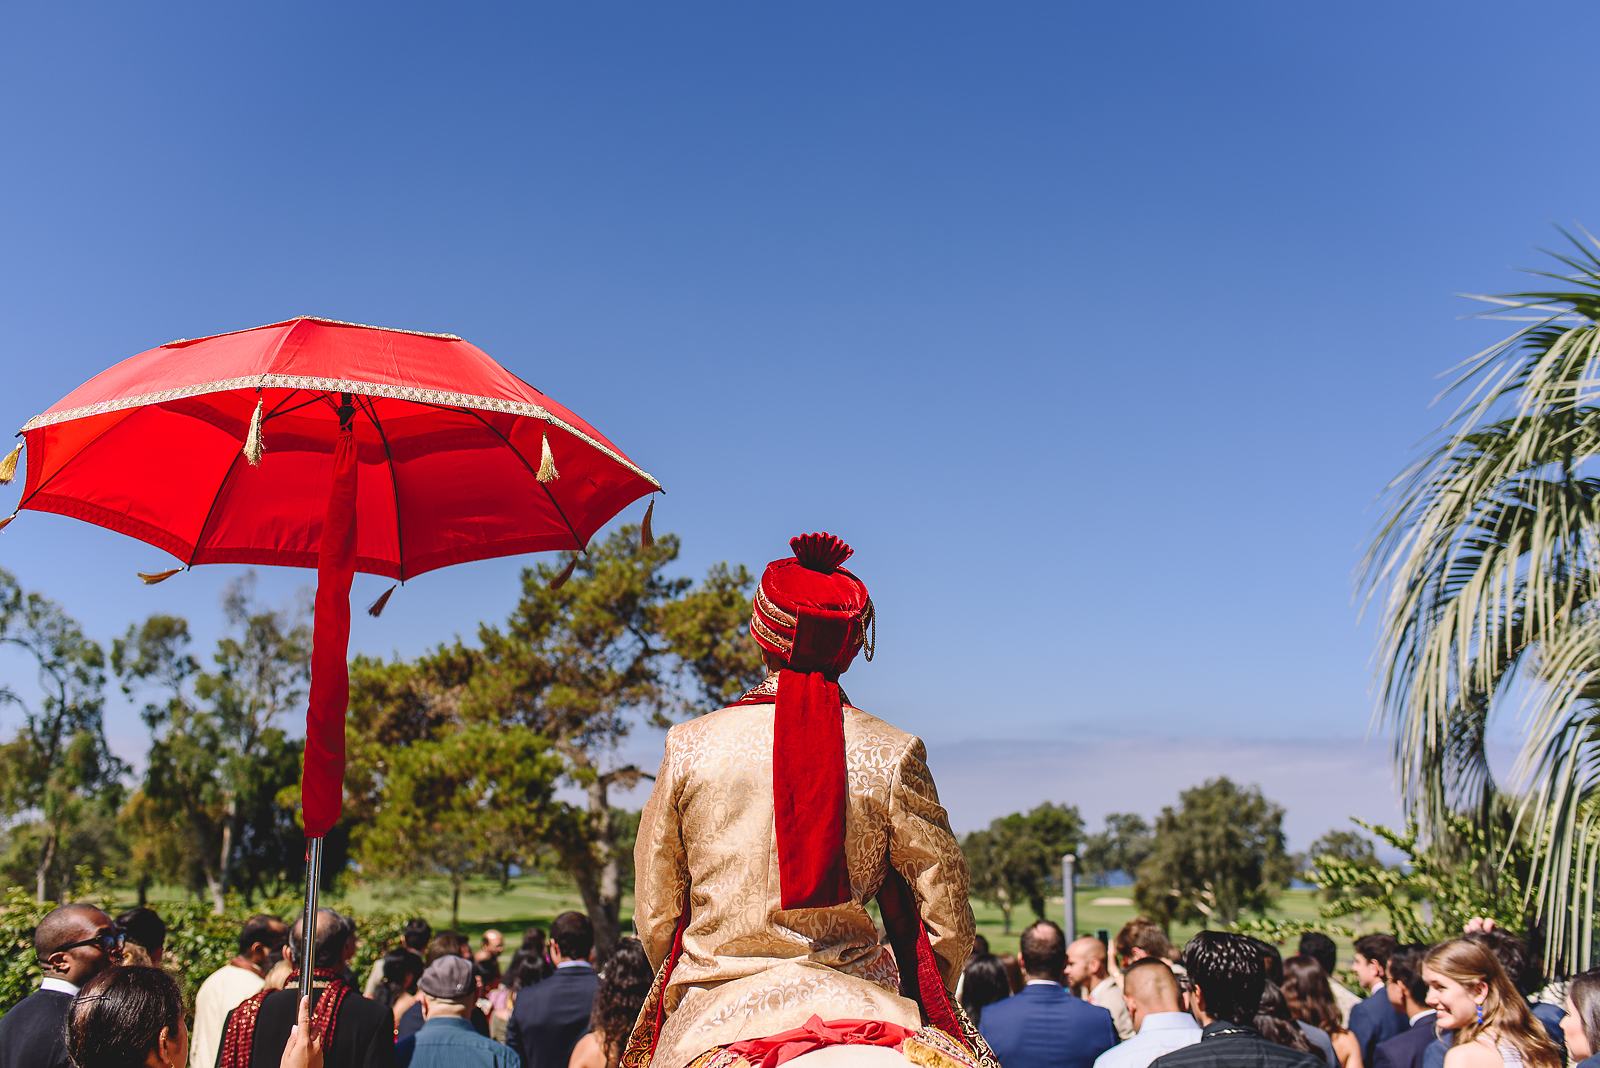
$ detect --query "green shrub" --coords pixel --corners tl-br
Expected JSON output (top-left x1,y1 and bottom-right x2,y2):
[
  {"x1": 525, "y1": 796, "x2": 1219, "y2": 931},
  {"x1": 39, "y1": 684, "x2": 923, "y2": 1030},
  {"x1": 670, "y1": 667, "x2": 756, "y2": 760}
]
[{"x1": 1, "y1": 878, "x2": 410, "y2": 1018}]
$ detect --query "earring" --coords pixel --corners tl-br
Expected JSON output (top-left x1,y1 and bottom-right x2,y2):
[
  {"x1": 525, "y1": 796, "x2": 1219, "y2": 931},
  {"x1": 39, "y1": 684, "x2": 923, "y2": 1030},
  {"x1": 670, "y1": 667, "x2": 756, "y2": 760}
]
[{"x1": 1475, "y1": 1003, "x2": 1485, "y2": 1025}]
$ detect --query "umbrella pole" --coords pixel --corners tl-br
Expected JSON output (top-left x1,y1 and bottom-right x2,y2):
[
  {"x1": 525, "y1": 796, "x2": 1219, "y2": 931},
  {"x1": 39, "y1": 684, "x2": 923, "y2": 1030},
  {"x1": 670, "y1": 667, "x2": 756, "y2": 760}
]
[{"x1": 299, "y1": 836, "x2": 324, "y2": 1005}]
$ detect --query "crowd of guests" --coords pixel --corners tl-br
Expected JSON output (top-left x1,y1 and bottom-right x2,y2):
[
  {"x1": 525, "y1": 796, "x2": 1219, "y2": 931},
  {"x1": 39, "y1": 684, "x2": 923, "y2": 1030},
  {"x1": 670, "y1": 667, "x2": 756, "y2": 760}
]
[
  {"x1": 959, "y1": 918, "x2": 1600, "y2": 1068},
  {"x1": 0, "y1": 902, "x2": 651, "y2": 1068},
  {"x1": 11, "y1": 899, "x2": 1600, "y2": 1068}
]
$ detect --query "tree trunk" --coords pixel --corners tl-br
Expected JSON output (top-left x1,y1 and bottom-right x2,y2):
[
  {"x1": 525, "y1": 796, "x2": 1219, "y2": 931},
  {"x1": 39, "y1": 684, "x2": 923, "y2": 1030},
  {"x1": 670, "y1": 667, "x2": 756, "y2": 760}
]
[
  {"x1": 452, "y1": 873, "x2": 463, "y2": 930},
  {"x1": 35, "y1": 828, "x2": 58, "y2": 903},
  {"x1": 215, "y1": 795, "x2": 237, "y2": 915},
  {"x1": 582, "y1": 774, "x2": 623, "y2": 956}
]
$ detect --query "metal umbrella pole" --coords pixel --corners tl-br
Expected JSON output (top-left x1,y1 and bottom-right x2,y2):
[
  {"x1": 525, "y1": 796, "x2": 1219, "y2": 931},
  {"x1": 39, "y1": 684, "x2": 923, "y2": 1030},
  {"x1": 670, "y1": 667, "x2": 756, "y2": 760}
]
[{"x1": 300, "y1": 837, "x2": 323, "y2": 1004}]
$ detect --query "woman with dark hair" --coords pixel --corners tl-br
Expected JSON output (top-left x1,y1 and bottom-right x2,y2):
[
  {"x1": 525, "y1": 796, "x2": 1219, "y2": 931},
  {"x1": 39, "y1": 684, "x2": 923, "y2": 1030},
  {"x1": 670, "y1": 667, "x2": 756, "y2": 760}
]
[
  {"x1": 570, "y1": 939, "x2": 654, "y2": 1068},
  {"x1": 369, "y1": 948, "x2": 423, "y2": 1033},
  {"x1": 66, "y1": 965, "x2": 187, "y2": 1068},
  {"x1": 1283, "y1": 955, "x2": 1363, "y2": 1068},
  {"x1": 1256, "y1": 981, "x2": 1317, "y2": 1055},
  {"x1": 960, "y1": 955, "x2": 1012, "y2": 1027},
  {"x1": 1561, "y1": 968, "x2": 1600, "y2": 1068}
]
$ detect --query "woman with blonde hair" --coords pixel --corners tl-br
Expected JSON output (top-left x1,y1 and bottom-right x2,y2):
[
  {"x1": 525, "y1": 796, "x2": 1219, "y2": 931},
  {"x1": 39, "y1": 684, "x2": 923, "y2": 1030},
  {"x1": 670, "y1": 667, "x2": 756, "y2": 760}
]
[{"x1": 1423, "y1": 939, "x2": 1560, "y2": 1068}]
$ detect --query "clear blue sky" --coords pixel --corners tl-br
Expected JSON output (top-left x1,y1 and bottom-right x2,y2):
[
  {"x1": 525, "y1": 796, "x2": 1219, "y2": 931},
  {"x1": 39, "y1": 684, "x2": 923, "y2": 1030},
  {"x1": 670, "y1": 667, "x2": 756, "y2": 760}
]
[{"x1": 0, "y1": 2, "x2": 1586, "y2": 846}]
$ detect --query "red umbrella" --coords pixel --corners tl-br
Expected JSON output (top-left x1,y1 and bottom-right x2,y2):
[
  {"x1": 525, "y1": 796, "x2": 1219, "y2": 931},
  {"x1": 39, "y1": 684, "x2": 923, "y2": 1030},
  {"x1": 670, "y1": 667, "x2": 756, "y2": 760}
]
[{"x1": 2, "y1": 315, "x2": 660, "y2": 993}]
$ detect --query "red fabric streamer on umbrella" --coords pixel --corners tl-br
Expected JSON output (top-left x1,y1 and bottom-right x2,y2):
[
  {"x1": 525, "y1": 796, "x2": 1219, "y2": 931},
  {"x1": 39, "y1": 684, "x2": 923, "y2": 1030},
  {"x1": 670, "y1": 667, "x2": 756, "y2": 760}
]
[{"x1": 303, "y1": 417, "x2": 358, "y2": 837}]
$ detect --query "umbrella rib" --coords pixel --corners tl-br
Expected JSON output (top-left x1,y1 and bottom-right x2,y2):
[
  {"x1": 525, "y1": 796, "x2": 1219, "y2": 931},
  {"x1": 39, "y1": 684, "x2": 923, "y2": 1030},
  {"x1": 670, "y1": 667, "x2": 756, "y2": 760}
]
[
  {"x1": 189, "y1": 391, "x2": 310, "y2": 564},
  {"x1": 418, "y1": 401, "x2": 587, "y2": 553},
  {"x1": 356, "y1": 396, "x2": 406, "y2": 582}
]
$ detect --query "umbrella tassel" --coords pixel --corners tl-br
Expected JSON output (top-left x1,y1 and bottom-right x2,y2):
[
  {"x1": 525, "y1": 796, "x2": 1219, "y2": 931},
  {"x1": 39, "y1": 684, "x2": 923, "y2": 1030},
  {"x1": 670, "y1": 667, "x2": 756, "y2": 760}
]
[
  {"x1": 367, "y1": 584, "x2": 398, "y2": 617},
  {"x1": 137, "y1": 568, "x2": 183, "y2": 585},
  {"x1": 640, "y1": 498, "x2": 655, "y2": 549},
  {"x1": 537, "y1": 434, "x2": 559, "y2": 483},
  {"x1": 0, "y1": 442, "x2": 20, "y2": 484},
  {"x1": 0, "y1": 513, "x2": 14, "y2": 533},
  {"x1": 243, "y1": 397, "x2": 265, "y2": 466},
  {"x1": 548, "y1": 553, "x2": 579, "y2": 590}
]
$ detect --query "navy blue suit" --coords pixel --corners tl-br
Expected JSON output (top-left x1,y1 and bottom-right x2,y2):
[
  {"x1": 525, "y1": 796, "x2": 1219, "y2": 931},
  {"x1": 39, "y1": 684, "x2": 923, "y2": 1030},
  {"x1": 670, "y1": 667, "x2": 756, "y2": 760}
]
[
  {"x1": 506, "y1": 963, "x2": 599, "y2": 1068},
  {"x1": 1373, "y1": 1013, "x2": 1437, "y2": 1068},
  {"x1": 1350, "y1": 987, "x2": 1406, "y2": 1068},
  {"x1": 0, "y1": 989, "x2": 72, "y2": 1068},
  {"x1": 978, "y1": 982, "x2": 1118, "y2": 1068}
]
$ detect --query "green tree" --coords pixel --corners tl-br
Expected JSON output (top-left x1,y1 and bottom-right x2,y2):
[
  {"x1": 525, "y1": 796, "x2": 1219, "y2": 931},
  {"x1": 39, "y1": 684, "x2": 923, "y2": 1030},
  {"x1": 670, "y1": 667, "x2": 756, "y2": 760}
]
[
  {"x1": 1080, "y1": 813, "x2": 1153, "y2": 887},
  {"x1": 346, "y1": 527, "x2": 764, "y2": 953},
  {"x1": 961, "y1": 802, "x2": 1084, "y2": 932},
  {"x1": 1135, "y1": 777, "x2": 1292, "y2": 927},
  {"x1": 355, "y1": 723, "x2": 563, "y2": 928},
  {"x1": 0, "y1": 567, "x2": 124, "y2": 901},
  {"x1": 112, "y1": 576, "x2": 311, "y2": 911},
  {"x1": 1361, "y1": 236, "x2": 1600, "y2": 970},
  {"x1": 1305, "y1": 828, "x2": 1380, "y2": 902}
]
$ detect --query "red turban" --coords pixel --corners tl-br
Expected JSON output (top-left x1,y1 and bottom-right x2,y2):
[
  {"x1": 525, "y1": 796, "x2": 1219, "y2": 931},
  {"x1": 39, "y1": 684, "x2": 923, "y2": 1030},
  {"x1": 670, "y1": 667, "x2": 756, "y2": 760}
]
[{"x1": 750, "y1": 533, "x2": 876, "y2": 909}]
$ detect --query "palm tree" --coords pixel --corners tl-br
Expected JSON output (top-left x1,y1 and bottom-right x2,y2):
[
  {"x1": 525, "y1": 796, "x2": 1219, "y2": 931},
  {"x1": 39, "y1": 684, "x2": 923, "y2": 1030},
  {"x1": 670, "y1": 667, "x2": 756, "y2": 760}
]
[{"x1": 1364, "y1": 232, "x2": 1600, "y2": 971}]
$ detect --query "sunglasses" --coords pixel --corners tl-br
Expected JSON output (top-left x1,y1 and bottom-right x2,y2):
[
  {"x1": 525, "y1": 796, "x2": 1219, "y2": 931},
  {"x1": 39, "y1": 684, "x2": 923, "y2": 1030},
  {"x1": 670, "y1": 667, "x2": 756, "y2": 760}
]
[{"x1": 49, "y1": 929, "x2": 125, "y2": 956}]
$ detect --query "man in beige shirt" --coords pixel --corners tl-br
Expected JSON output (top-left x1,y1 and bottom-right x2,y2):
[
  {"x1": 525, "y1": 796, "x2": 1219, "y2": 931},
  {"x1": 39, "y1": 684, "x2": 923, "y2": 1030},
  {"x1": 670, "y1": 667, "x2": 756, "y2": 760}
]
[
  {"x1": 190, "y1": 914, "x2": 289, "y2": 1068},
  {"x1": 1068, "y1": 937, "x2": 1136, "y2": 1041}
]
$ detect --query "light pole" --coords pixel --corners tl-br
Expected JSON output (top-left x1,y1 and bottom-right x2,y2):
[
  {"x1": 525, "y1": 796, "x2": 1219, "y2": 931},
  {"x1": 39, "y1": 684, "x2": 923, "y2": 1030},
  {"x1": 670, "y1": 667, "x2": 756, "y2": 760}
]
[{"x1": 1062, "y1": 852, "x2": 1078, "y2": 939}]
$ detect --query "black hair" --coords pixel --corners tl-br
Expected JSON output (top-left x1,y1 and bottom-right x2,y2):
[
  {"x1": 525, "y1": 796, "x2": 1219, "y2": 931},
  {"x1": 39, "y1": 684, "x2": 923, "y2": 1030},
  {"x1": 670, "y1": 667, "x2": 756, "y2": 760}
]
[
  {"x1": 1354, "y1": 933, "x2": 1399, "y2": 971},
  {"x1": 475, "y1": 957, "x2": 502, "y2": 988},
  {"x1": 551, "y1": 911, "x2": 595, "y2": 961},
  {"x1": 1250, "y1": 937, "x2": 1286, "y2": 984},
  {"x1": 1183, "y1": 931, "x2": 1268, "y2": 1025},
  {"x1": 960, "y1": 954, "x2": 1012, "y2": 1025},
  {"x1": 115, "y1": 907, "x2": 166, "y2": 954},
  {"x1": 1386, "y1": 944, "x2": 1430, "y2": 1007},
  {"x1": 67, "y1": 966, "x2": 183, "y2": 1068},
  {"x1": 1298, "y1": 932, "x2": 1337, "y2": 975},
  {"x1": 238, "y1": 913, "x2": 288, "y2": 956},
  {"x1": 372, "y1": 949, "x2": 424, "y2": 1010},
  {"x1": 1570, "y1": 969, "x2": 1600, "y2": 1055},
  {"x1": 971, "y1": 933, "x2": 991, "y2": 958},
  {"x1": 591, "y1": 939, "x2": 653, "y2": 1068},
  {"x1": 403, "y1": 918, "x2": 432, "y2": 953},
  {"x1": 1254, "y1": 980, "x2": 1314, "y2": 1053},
  {"x1": 1019, "y1": 920, "x2": 1067, "y2": 978}
]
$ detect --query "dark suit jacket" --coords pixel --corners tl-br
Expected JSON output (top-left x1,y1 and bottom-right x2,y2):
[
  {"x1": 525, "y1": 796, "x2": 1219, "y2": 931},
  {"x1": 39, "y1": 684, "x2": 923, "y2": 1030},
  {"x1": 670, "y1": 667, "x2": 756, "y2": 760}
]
[
  {"x1": 1350, "y1": 987, "x2": 1406, "y2": 1068},
  {"x1": 977, "y1": 982, "x2": 1118, "y2": 1068},
  {"x1": 506, "y1": 963, "x2": 599, "y2": 1068},
  {"x1": 232, "y1": 987, "x2": 396, "y2": 1068},
  {"x1": 0, "y1": 989, "x2": 72, "y2": 1068},
  {"x1": 1373, "y1": 1013, "x2": 1438, "y2": 1068}
]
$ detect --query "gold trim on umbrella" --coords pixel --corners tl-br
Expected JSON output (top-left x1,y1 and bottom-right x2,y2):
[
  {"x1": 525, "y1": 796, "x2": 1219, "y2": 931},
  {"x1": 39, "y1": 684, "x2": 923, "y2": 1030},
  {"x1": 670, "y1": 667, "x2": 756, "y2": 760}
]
[{"x1": 19, "y1": 374, "x2": 662, "y2": 489}]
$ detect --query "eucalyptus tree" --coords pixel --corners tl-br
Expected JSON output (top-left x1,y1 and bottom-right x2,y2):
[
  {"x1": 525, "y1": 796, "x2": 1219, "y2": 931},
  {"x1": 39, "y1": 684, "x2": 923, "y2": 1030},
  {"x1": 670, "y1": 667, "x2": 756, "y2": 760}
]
[
  {"x1": 0, "y1": 567, "x2": 124, "y2": 901},
  {"x1": 1365, "y1": 233, "x2": 1600, "y2": 969}
]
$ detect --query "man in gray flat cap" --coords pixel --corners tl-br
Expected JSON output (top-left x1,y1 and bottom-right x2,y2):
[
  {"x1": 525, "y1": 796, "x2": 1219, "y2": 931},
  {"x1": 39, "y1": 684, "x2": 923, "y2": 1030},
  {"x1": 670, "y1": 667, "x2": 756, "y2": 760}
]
[{"x1": 396, "y1": 955, "x2": 521, "y2": 1068}]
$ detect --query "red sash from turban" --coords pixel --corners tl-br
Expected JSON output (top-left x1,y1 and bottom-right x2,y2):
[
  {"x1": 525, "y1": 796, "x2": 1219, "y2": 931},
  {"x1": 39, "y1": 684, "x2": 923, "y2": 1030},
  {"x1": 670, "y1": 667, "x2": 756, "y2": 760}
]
[{"x1": 748, "y1": 532, "x2": 874, "y2": 909}]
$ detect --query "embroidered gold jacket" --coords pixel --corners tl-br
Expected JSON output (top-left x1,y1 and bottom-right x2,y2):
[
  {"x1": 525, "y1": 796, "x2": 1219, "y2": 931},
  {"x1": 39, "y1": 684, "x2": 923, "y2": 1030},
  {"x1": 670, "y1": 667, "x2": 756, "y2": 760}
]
[{"x1": 630, "y1": 681, "x2": 975, "y2": 1068}]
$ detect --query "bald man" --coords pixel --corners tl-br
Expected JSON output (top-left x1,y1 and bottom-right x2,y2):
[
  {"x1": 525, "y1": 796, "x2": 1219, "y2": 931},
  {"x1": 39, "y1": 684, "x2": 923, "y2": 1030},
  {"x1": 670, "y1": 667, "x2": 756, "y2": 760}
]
[
  {"x1": 1067, "y1": 937, "x2": 1136, "y2": 1040},
  {"x1": 1093, "y1": 959, "x2": 1201, "y2": 1068},
  {"x1": 0, "y1": 903, "x2": 122, "y2": 1068}
]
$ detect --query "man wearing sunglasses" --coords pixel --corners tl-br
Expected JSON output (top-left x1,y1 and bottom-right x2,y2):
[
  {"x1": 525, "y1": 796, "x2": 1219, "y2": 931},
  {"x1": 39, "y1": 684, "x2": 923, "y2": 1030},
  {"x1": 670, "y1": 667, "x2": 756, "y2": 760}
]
[{"x1": 0, "y1": 903, "x2": 123, "y2": 1068}]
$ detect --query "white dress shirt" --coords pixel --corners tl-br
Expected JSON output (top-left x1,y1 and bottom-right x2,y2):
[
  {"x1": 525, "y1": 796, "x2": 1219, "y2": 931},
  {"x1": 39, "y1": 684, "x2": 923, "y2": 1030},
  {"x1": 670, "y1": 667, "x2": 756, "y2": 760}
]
[
  {"x1": 39, "y1": 977, "x2": 80, "y2": 996},
  {"x1": 1092, "y1": 1012, "x2": 1202, "y2": 1068}
]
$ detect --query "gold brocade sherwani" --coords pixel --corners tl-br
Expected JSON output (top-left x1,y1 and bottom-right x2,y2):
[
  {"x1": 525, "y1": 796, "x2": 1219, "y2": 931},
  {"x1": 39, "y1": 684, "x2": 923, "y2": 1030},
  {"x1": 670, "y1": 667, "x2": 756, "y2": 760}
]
[{"x1": 631, "y1": 678, "x2": 975, "y2": 1068}]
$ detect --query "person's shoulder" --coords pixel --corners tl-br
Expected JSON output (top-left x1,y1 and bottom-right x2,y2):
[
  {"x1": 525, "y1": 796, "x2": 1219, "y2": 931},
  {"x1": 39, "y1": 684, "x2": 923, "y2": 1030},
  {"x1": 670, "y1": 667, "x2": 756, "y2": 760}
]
[
  {"x1": 841, "y1": 705, "x2": 917, "y2": 749},
  {"x1": 1148, "y1": 1041, "x2": 1212, "y2": 1068},
  {"x1": 978, "y1": 992, "x2": 1028, "y2": 1026},
  {"x1": 1443, "y1": 1037, "x2": 1506, "y2": 1068}
]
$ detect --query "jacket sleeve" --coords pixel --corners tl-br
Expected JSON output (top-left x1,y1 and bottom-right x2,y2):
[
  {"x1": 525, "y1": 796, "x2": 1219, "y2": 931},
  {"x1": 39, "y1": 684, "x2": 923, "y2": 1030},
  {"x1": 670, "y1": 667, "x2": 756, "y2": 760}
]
[
  {"x1": 633, "y1": 726, "x2": 690, "y2": 969},
  {"x1": 886, "y1": 734, "x2": 974, "y2": 991}
]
